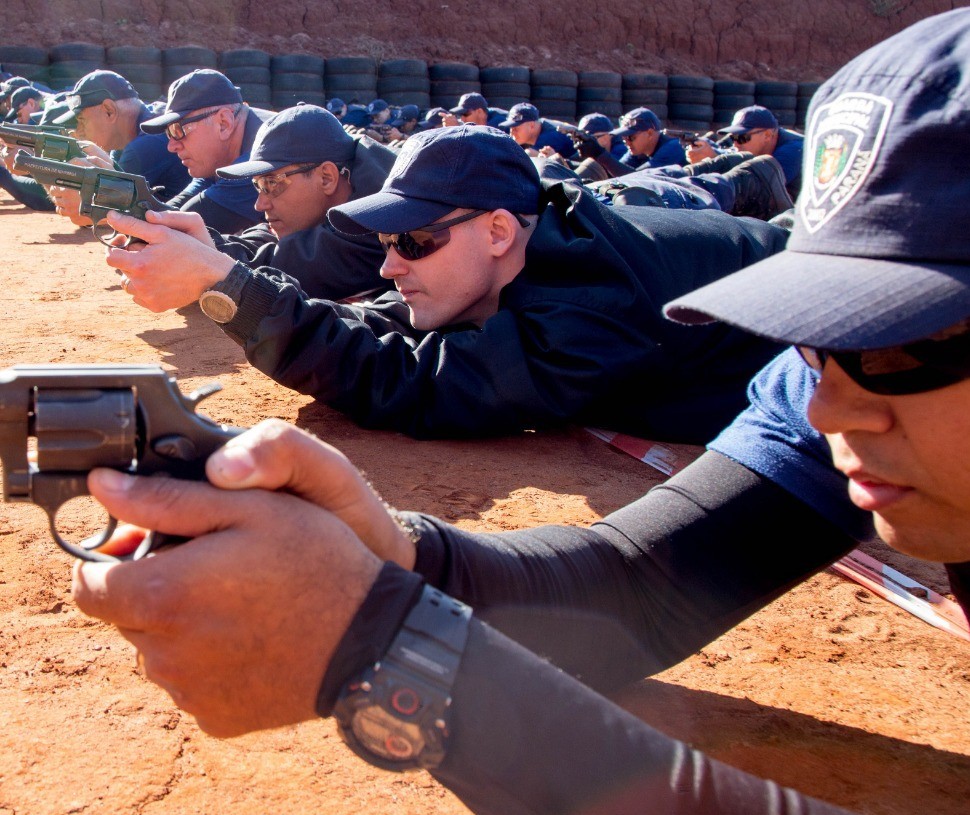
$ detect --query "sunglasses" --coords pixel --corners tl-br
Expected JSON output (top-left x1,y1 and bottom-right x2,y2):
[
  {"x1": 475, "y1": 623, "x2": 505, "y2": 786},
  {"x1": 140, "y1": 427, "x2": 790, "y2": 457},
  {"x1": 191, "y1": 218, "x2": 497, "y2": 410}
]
[
  {"x1": 378, "y1": 209, "x2": 488, "y2": 260},
  {"x1": 797, "y1": 319, "x2": 970, "y2": 396},
  {"x1": 165, "y1": 108, "x2": 221, "y2": 141},
  {"x1": 732, "y1": 129, "x2": 765, "y2": 146},
  {"x1": 252, "y1": 163, "x2": 320, "y2": 197}
]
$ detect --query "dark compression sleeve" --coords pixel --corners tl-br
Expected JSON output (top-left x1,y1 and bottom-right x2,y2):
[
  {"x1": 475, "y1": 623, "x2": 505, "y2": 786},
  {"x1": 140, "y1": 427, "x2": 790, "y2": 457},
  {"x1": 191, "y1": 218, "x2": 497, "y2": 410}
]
[
  {"x1": 406, "y1": 450, "x2": 859, "y2": 692},
  {"x1": 436, "y1": 616, "x2": 852, "y2": 815}
]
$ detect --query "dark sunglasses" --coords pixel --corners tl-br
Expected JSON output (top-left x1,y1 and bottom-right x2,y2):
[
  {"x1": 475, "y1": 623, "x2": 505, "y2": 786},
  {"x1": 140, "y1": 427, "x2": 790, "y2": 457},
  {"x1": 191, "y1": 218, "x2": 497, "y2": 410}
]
[
  {"x1": 377, "y1": 210, "x2": 485, "y2": 261},
  {"x1": 165, "y1": 108, "x2": 222, "y2": 141},
  {"x1": 797, "y1": 319, "x2": 970, "y2": 396},
  {"x1": 732, "y1": 129, "x2": 765, "y2": 145},
  {"x1": 379, "y1": 210, "x2": 532, "y2": 261}
]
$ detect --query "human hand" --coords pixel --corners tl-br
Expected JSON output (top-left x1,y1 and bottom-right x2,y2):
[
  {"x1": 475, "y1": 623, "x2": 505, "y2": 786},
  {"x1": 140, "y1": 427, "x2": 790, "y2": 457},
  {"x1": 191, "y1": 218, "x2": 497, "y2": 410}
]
[
  {"x1": 439, "y1": 112, "x2": 460, "y2": 127},
  {"x1": 104, "y1": 210, "x2": 232, "y2": 312},
  {"x1": 49, "y1": 185, "x2": 90, "y2": 226},
  {"x1": 72, "y1": 467, "x2": 383, "y2": 737},
  {"x1": 687, "y1": 140, "x2": 718, "y2": 163},
  {"x1": 204, "y1": 420, "x2": 417, "y2": 568},
  {"x1": 574, "y1": 132, "x2": 605, "y2": 159}
]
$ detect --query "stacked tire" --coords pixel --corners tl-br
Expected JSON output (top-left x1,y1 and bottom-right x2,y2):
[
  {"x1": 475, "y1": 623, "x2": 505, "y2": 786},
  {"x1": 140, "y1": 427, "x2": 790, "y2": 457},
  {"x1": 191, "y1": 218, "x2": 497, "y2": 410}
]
[
  {"x1": 325, "y1": 57, "x2": 377, "y2": 106},
  {"x1": 666, "y1": 75, "x2": 714, "y2": 130},
  {"x1": 270, "y1": 54, "x2": 325, "y2": 111},
  {"x1": 107, "y1": 46, "x2": 163, "y2": 103},
  {"x1": 712, "y1": 79, "x2": 755, "y2": 129},
  {"x1": 621, "y1": 73, "x2": 667, "y2": 121},
  {"x1": 797, "y1": 81, "x2": 822, "y2": 129},
  {"x1": 529, "y1": 69, "x2": 577, "y2": 122},
  {"x1": 219, "y1": 49, "x2": 272, "y2": 108},
  {"x1": 577, "y1": 71, "x2": 622, "y2": 120},
  {"x1": 479, "y1": 66, "x2": 530, "y2": 112},
  {"x1": 163, "y1": 46, "x2": 217, "y2": 89},
  {"x1": 755, "y1": 80, "x2": 798, "y2": 128},
  {"x1": 377, "y1": 59, "x2": 430, "y2": 109},
  {"x1": 429, "y1": 62, "x2": 479, "y2": 110},
  {"x1": 48, "y1": 42, "x2": 105, "y2": 91},
  {"x1": 0, "y1": 45, "x2": 49, "y2": 87}
]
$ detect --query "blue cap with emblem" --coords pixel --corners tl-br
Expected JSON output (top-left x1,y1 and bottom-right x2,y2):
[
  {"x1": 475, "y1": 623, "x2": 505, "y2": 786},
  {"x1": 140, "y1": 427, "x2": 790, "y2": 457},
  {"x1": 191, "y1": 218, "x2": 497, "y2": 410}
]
[
  {"x1": 665, "y1": 8, "x2": 970, "y2": 350},
  {"x1": 716, "y1": 105, "x2": 778, "y2": 135},
  {"x1": 611, "y1": 107, "x2": 662, "y2": 137}
]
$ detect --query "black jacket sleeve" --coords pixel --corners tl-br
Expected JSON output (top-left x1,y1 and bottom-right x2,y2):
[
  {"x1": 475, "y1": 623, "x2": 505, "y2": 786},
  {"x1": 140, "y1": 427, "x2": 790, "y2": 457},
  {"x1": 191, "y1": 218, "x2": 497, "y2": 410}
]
[{"x1": 216, "y1": 185, "x2": 787, "y2": 441}]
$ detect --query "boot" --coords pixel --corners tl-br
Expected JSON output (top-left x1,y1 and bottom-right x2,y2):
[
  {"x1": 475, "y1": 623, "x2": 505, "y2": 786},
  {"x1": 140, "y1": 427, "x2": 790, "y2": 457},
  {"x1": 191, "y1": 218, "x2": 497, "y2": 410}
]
[
  {"x1": 723, "y1": 155, "x2": 795, "y2": 220},
  {"x1": 683, "y1": 150, "x2": 753, "y2": 177}
]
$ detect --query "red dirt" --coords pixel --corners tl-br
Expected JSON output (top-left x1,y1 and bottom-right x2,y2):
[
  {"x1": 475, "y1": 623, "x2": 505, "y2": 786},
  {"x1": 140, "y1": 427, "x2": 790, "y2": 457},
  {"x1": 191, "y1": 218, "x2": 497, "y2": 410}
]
[{"x1": 0, "y1": 192, "x2": 968, "y2": 814}]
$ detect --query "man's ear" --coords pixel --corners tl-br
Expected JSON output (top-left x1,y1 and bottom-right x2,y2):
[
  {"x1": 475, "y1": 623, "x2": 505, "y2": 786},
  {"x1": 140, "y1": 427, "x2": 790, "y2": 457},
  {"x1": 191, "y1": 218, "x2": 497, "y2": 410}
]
[
  {"x1": 486, "y1": 210, "x2": 523, "y2": 258},
  {"x1": 102, "y1": 99, "x2": 118, "y2": 121},
  {"x1": 316, "y1": 162, "x2": 342, "y2": 193}
]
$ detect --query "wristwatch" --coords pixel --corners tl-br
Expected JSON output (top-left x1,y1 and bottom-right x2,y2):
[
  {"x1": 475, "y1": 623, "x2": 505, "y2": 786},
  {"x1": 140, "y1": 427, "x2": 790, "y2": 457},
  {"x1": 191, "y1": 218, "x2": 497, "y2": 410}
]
[
  {"x1": 333, "y1": 585, "x2": 472, "y2": 771},
  {"x1": 198, "y1": 263, "x2": 247, "y2": 324}
]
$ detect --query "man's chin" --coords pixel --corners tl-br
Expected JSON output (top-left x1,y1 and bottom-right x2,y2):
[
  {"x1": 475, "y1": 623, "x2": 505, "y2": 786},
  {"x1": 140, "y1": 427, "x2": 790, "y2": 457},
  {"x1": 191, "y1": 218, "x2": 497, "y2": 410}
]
[{"x1": 874, "y1": 515, "x2": 970, "y2": 564}]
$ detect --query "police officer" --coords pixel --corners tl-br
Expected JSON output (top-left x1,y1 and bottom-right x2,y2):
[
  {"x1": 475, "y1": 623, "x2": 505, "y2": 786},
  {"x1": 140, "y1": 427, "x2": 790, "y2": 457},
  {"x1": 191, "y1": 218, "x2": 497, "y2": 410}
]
[{"x1": 499, "y1": 102, "x2": 576, "y2": 159}]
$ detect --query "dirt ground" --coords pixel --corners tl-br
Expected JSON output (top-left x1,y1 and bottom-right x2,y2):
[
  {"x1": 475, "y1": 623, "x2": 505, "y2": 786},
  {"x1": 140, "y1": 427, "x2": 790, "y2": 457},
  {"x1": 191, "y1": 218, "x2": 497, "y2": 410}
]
[{"x1": 0, "y1": 192, "x2": 967, "y2": 815}]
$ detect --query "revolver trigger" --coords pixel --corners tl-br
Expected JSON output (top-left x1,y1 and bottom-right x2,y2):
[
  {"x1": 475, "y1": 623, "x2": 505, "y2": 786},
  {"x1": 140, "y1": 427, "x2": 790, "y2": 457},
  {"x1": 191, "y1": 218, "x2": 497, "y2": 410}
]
[
  {"x1": 186, "y1": 382, "x2": 222, "y2": 406},
  {"x1": 152, "y1": 434, "x2": 198, "y2": 462}
]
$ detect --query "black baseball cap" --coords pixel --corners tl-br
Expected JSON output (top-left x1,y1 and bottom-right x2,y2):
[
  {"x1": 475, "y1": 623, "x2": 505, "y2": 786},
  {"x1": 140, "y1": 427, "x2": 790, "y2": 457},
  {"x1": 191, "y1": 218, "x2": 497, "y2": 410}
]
[
  {"x1": 329, "y1": 124, "x2": 540, "y2": 235},
  {"x1": 217, "y1": 104, "x2": 355, "y2": 178},
  {"x1": 611, "y1": 107, "x2": 662, "y2": 137},
  {"x1": 498, "y1": 102, "x2": 539, "y2": 128},
  {"x1": 141, "y1": 69, "x2": 243, "y2": 133},
  {"x1": 716, "y1": 105, "x2": 779, "y2": 136},
  {"x1": 665, "y1": 8, "x2": 970, "y2": 350}
]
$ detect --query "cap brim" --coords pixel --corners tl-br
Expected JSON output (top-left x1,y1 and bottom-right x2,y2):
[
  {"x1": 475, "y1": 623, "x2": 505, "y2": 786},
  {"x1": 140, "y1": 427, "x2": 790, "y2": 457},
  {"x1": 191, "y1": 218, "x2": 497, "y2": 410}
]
[
  {"x1": 140, "y1": 111, "x2": 181, "y2": 133},
  {"x1": 329, "y1": 192, "x2": 456, "y2": 236},
  {"x1": 716, "y1": 124, "x2": 748, "y2": 135},
  {"x1": 217, "y1": 159, "x2": 287, "y2": 179},
  {"x1": 53, "y1": 109, "x2": 78, "y2": 126},
  {"x1": 611, "y1": 125, "x2": 637, "y2": 137},
  {"x1": 449, "y1": 106, "x2": 470, "y2": 115},
  {"x1": 664, "y1": 249, "x2": 970, "y2": 350}
]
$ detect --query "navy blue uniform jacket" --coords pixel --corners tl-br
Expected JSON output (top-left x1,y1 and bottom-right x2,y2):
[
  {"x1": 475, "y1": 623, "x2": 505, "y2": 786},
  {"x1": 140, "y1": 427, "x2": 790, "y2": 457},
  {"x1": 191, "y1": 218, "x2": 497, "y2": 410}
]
[{"x1": 218, "y1": 177, "x2": 788, "y2": 441}]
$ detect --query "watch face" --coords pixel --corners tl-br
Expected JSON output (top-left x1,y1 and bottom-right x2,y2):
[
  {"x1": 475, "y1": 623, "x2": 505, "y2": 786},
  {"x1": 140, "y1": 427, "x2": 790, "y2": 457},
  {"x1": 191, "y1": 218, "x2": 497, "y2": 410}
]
[
  {"x1": 199, "y1": 290, "x2": 237, "y2": 324},
  {"x1": 351, "y1": 705, "x2": 425, "y2": 763}
]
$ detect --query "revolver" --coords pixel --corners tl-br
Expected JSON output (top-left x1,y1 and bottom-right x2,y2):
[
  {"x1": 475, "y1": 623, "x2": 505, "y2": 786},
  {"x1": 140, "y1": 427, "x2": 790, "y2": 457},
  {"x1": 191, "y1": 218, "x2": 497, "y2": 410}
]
[
  {"x1": 12, "y1": 151, "x2": 171, "y2": 246},
  {"x1": 0, "y1": 365, "x2": 242, "y2": 562},
  {"x1": 0, "y1": 123, "x2": 87, "y2": 162}
]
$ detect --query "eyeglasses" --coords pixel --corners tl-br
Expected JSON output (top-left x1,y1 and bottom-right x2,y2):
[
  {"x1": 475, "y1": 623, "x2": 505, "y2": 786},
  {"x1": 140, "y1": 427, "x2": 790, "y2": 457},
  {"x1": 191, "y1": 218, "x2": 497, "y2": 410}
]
[
  {"x1": 252, "y1": 163, "x2": 320, "y2": 197},
  {"x1": 732, "y1": 129, "x2": 765, "y2": 145},
  {"x1": 797, "y1": 319, "x2": 970, "y2": 396},
  {"x1": 165, "y1": 108, "x2": 222, "y2": 141},
  {"x1": 378, "y1": 209, "x2": 489, "y2": 260}
]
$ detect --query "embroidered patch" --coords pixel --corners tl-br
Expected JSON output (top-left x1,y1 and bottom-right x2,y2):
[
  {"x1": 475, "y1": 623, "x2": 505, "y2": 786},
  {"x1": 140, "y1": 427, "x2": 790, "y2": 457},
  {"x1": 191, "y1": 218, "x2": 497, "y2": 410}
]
[{"x1": 800, "y1": 92, "x2": 893, "y2": 234}]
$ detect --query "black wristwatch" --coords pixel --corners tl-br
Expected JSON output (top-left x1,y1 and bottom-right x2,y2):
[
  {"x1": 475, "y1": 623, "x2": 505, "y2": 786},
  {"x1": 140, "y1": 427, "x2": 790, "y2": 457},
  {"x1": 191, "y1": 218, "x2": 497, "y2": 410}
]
[
  {"x1": 333, "y1": 585, "x2": 472, "y2": 772},
  {"x1": 199, "y1": 263, "x2": 248, "y2": 324}
]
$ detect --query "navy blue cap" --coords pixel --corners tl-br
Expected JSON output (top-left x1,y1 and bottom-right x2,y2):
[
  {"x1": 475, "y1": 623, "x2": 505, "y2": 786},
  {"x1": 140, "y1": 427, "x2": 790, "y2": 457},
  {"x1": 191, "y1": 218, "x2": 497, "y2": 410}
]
[
  {"x1": 450, "y1": 92, "x2": 488, "y2": 115},
  {"x1": 217, "y1": 104, "x2": 356, "y2": 178},
  {"x1": 9, "y1": 86, "x2": 42, "y2": 111},
  {"x1": 140, "y1": 69, "x2": 243, "y2": 133},
  {"x1": 326, "y1": 98, "x2": 346, "y2": 114},
  {"x1": 367, "y1": 98, "x2": 389, "y2": 115},
  {"x1": 666, "y1": 9, "x2": 970, "y2": 350},
  {"x1": 498, "y1": 102, "x2": 540, "y2": 128},
  {"x1": 391, "y1": 104, "x2": 420, "y2": 126},
  {"x1": 717, "y1": 105, "x2": 779, "y2": 135},
  {"x1": 55, "y1": 70, "x2": 138, "y2": 125},
  {"x1": 611, "y1": 107, "x2": 661, "y2": 137},
  {"x1": 329, "y1": 124, "x2": 541, "y2": 235},
  {"x1": 0, "y1": 77, "x2": 29, "y2": 100},
  {"x1": 578, "y1": 113, "x2": 613, "y2": 135}
]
